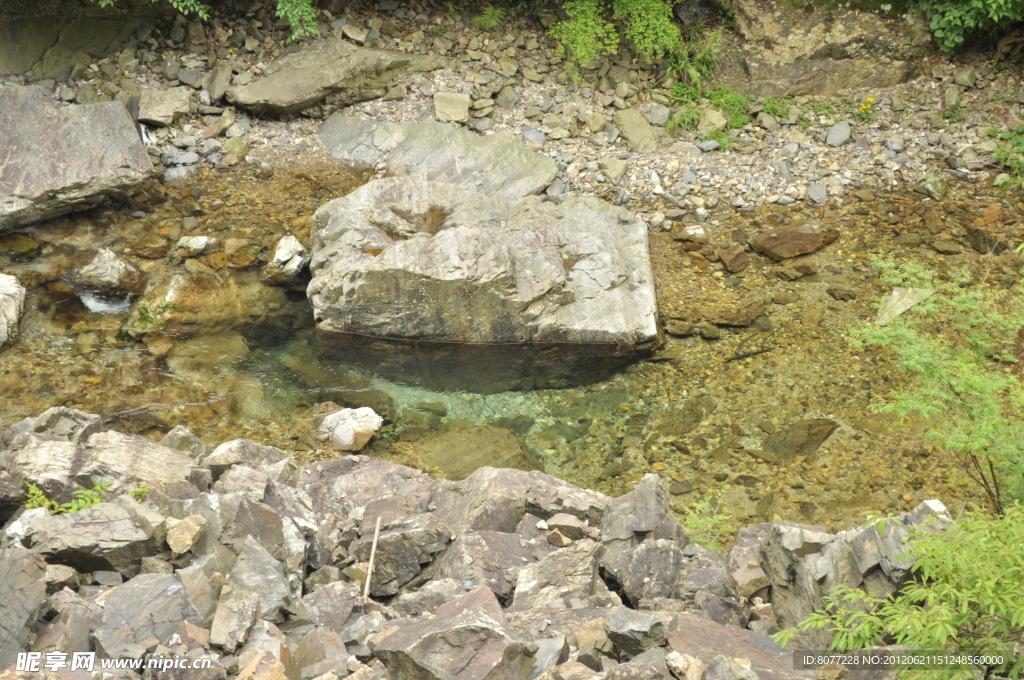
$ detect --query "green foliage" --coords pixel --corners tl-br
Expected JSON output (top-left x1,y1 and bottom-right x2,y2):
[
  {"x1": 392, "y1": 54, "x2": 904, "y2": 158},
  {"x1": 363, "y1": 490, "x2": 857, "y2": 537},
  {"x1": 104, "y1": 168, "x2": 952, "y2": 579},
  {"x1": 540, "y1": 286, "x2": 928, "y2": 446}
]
[
  {"x1": 775, "y1": 504, "x2": 1024, "y2": 680},
  {"x1": 705, "y1": 86, "x2": 753, "y2": 128},
  {"x1": 993, "y1": 124, "x2": 1024, "y2": 177},
  {"x1": 667, "y1": 83, "x2": 701, "y2": 104},
  {"x1": 944, "y1": 106, "x2": 965, "y2": 122},
  {"x1": 129, "y1": 485, "x2": 151, "y2": 502},
  {"x1": 666, "y1": 103, "x2": 699, "y2": 134},
  {"x1": 677, "y1": 488, "x2": 733, "y2": 549},
  {"x1": 665, "y1": 26, "x2": 722, "y2": 90},
  {"x1": 549, "y1": 0, "x2": 619, "y2": 66},
  {"x1": 25, "y1": 481, "x2": 112, "y2": 515},
  {"x1": 761, "y1": 96, "x2": 796, "y2": 118},
  {"x1": 913, "y1": 0, "x2": 1024, "y2": 52},
  {"x1": 849, "y1": 96, "x2": 876, "y2": 122},
  {"x1": 472, "y1": 5, "x2": 507, "y2": 30},
  {"x1": 807, "y1": 98, "x2": 841, "y2": 115},
  {"x1": 96, "y1": 0, "x2": 318, "y2": 41},
  {"x1": 699, "y1": 128, "x2": 733, "y2": 149},
  {"x1": 612, "y1": 0, "x2": 681, "y2": 59},
  {"x1": 849, "y1": 257, "x2": 1024, "y2": 513}
]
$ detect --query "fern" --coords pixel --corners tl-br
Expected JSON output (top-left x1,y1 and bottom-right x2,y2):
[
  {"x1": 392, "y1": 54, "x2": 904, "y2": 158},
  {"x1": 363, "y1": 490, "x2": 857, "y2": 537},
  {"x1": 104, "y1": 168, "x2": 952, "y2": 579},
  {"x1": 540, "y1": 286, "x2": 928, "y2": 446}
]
[
  {"x1": 549, "y1": 0, "x2": 619, "y2": 67},
  {"x1": 471, "y1": 5, "x2": 507, "y2": 30}
]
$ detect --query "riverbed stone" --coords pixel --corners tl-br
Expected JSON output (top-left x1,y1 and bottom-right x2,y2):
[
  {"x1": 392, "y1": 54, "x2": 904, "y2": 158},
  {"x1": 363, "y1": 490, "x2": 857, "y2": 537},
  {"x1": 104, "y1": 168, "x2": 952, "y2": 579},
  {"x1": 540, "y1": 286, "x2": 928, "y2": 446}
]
[
  {"x1": 228, "y1": 536, "x2": 291, "y2": 621},
  {"x1": 0, "y1": 86, "x2": 151, "y2": 232},
  {"x1": 433, "y1": 91, "x2": 470, "y2": 122},
  {"x1": 913, "y1": 173, "x2": 948, "y2": 200},
  {"x1": 614, "y1": 109, "x2": 661, "y2": 153},
  {"x1": 309, "y1": 176, "x2": 658, "y2": 392},
  {"x1": 226, "y1": 39, "x2": 447, "y2": 117},
  {"x1": 75, "y1": 247, "x2": 144, "y2": 295},
  {"x1": 761, "y1": 418, "x2": 838, "y2": 464},
  {"x1": 409, "y1": 426, "x2": 542, "y2": 480},
  {"x1": 0, "y1": 274, "x2": 25, "y2": 348},
  {"x1": 138, "y1": 86, "x2": 192, "y2": 126},
  {"x1": 751, "y1": 220, "x2": 840, "y2": 260},
  {"x1": 261, "y1": 235, "x2": 310, "y2": 284}
]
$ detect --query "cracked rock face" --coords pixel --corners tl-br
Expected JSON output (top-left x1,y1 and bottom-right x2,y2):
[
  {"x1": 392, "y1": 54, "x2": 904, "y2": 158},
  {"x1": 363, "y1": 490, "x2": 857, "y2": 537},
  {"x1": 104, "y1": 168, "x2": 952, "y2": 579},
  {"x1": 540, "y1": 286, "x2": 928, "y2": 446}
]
[
  {"x1": 0, "y1": 86, "x2": 151, "y2": 233},
  {"x1": 308, "y1": 176, "x2": 659, "y2": 392}
]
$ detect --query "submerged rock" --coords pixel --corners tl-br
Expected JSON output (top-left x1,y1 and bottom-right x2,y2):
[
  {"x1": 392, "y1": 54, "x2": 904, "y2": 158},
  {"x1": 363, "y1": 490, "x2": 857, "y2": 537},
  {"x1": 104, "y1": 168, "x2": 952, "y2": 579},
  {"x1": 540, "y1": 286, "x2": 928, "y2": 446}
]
[
  {"x1": 308, "y1": 176, "x2": 659, "y2": 392},
  {"x1": 226, "y1": 39, "x2": 447, "y2": 117},
  {"x1": 408, "y1": 426, "x2": 541, "y2": 480},
  {"x1": 0, "y1": 86, "x2": 151, "y2": 232}
]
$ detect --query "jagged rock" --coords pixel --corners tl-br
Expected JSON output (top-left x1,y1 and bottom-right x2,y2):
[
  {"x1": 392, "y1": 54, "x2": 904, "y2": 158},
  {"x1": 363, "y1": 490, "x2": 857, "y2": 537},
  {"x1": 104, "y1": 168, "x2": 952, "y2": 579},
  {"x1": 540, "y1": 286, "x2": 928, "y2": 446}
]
[
  {"x1": 201, "y1": 439, "x2": 289, "y2": 480},
  {"x1": 235, "y1": 648, "x2": 289, "y2": 680},
  {"x1": 350, "y1": 513, "x2": 452, "y2": 596},
  {"x1": 369, "y1": 607, "x2": 533, "y2": 680},
  {"x1": 93, "y1": 573, "x2": 204, "y2": 658},
  {"x1": 318, "y1": 407, "x2": 383, "y2": 452},
  {"x1": 614, "y1": 109, "x2": 661, "y2": 153},
  {"x1": 0, "y1": 274, "x2": 25, "y2": 348},
  {"x1": 705, "y1": 656, "x2": 760, "y2": 680},
  {"x1": 7, "y1": 502, "x2": 153, "y2": 576},
  {"x1": 409, "y1": 426, "x2": 542, "y2": 480},
  {"x1": 705, "y1": 297, "x2": 766, "y2": 327},
  {"x1": 178, "y1": 561, "x2": 218, "y2": 626},
  {"x1": 300, "y1": 457, "x2": 432, "y2": 524},
  {"x1": 309, "y1": 176, "x2": 658, "y2": 392},
  {"x1": 227, "y1": 536, "x2": 291, "y2": 621},
  {"x1": 0, "y1": 86, "x2": 151, "y2": 232},
  {"x1": 6, "y1": 406, "x2": 101, "y2": 444},
  {"x1": 226, "y1": 39, "x2": 447, "y2": 117},
  {"x1": 390, "y1": 578, "x2": 468, "y2": 617},
  {"x1": 0, "y1": 548, "x2": 48, "y2": 669},
  {"x1": 261, "y1": 235, "x2": 310, "y2": 284},
  {"x1": 437, "y1": 530, "x2": 540, "y2": 602},
  {"x1": 166, "y1": 515, "x2": 207, "y2": 556},
  {"x1": 913, "y1": 173, "x2": 948, "y2": 200},
  {"x1": 212, "y1": 465, "x2": 270, "y2": 502},
  {"x1": 607, "y1": 664, "x2": 664, "y2": 680},
  {"x1": 291, "y1": 626, "x2": 350, "y2": 679},
  {"x1": 751, "y1": 220, "x2": 839, "y2": 260},
  {"x1": 511, "y1": 539, "x2": 610, "y2": 609},
  {"x1": 138, "y1": 87, "x2": 192, "y2": 126},
  {"x1": 74, "y1": 248, "x2": 144, "y2": 295},
  {"x1": 160, "y1": 425, "x2": 212, "y2": 460},
  {"x1": 209, "y1": 586, "x2": 262, "y2": 653},
  {"x1": 604, "y1": 606, "x2": 667, "y2": 659},
  {"x1": 433, "y1": 91, "x2": 470, "y2": 122},
  {"x1": 1, "y1": 427, "x2": 199, "y2": 502},
  {"x1": 291, "y1": 580, "x2": 365, "y2": 634},
  {"x1": 602, "y1": 538, "x2": 687, "y2": 606}
]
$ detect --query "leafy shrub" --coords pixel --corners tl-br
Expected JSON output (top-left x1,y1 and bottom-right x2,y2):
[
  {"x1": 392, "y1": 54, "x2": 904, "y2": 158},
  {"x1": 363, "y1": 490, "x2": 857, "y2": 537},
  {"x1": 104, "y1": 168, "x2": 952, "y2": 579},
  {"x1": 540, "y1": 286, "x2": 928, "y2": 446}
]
[
  {"x1": 613, "y1": 0, "x2": 681, "y2": 59},
  {"x1": 25, "y1": 481, "x2": 112, "y2": 514},
  {"x1": 549, "y1": 0, "x2": 619, "y2": 67},
  {"x1": 705, "y1": 87, "x2": 753, "y2": 128},
  {"x1": 913, "y1": 0, "x2": 1024, "y2": 52},
  {"x1": 677, "y1": 488, "x2": 733, "y2": 549},
  {"x1": 550, "y1": 0, "x2": 683, "y2": 64},
  {"x1": 761, "y1": 96, "x2": 796, "y2": 118},
  {"x1": 666, "y1": 103, "x2": 699, "y2": 133},
  {"x1": 665, "y1": 26, "x2": 722, "y2": 89},
  {"x1": 130, "y1": 485, "x2": 151, "y2": 502},
  {"x1": 850, "y1": 257, "x2": 1024, "y2": 513},
  {"x1": 90, "y1": 0, "x2": 318, "y2": 40},
  {"x1": 775, "y1": 504, "x2": 1024, "y2": 680},
  {"x1": 472, "y1": 5, "x2": 507, "y2": 30},
  {"x1": 993, "y1": 124, "x2": 1024, "y2": 178}
]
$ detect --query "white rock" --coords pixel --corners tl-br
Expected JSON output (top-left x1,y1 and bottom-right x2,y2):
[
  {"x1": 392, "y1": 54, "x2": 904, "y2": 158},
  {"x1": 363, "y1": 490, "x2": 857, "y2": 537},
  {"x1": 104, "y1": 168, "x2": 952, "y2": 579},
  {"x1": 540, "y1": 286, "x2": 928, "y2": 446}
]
[
  {"x1": 0, "y1": 273, "x2": 25, "y2": 348},
  {"x1": 261, "y1": 235, "x2": 310, "y2": 284},
  {"x1": 319, "y1": 407, "x2": 383, "y2": 451},
  {"x1": 876, "y1": 287, "x2": 935, "y2": 326}
]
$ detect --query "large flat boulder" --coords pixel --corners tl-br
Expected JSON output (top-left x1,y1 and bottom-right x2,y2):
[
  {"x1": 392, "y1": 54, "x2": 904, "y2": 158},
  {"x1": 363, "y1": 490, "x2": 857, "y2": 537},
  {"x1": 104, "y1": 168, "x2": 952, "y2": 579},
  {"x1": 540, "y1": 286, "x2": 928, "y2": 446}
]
[
  {"x1": 308, "y1": 176, "x2": 659, "y2": 392},
  {"x1": 318, "y1": 116, "x2": 558, "y2": 200},
  {"x1": 0, "y1": 548, "x2": 48, "y2": 669},
  {"x1": 0, "y1": 86, "x2": 151, "y2": 232},
  {"x1": 226, "y1": 39, "x2": 447, "y2": 118}
]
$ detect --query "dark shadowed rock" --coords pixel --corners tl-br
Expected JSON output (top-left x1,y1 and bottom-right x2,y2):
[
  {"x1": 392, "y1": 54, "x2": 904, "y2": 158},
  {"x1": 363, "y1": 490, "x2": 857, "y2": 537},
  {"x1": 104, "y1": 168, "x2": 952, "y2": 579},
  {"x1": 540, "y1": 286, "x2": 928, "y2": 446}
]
[
  {"x1": 226, "y1": 39, "x2": 447, "y2": 117},
  {"x1": 0, "y1": 86, "x2": 151, "y2": 232},
  {"x1": 751, "y1": 221, "x2": 839, "y2": 260},
  {"x1": 604, "y1": 606, "x2": 667, "y2": 658},
  {"x1": 0, "y1": 548, "x2": 48, "y2": 669},
  {"x1": 93, "y1": 573, "x2": 204, "y2": 658}
]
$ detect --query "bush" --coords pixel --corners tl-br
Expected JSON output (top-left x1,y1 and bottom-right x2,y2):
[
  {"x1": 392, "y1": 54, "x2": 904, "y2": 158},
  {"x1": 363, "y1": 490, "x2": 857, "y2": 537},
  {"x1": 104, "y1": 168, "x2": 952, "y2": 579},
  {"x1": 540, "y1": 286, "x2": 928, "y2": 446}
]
[
  {"x1": 775, "y1": 504, "x2": 1024, "y2": 680},
  {"x1": 549, "y1": 0, "x2": 682, "y2": 65},
  {"x1": 913, "y1": 0, "x2": 1024, "y2": 52},
  {"x1": 677, "y1": 488, "x2": 733, "y2": 549},
  {"x1": 89, "y1": 0, "x2": 319, "y2": 41},
  {"x1": 25, "y1": 480, "x2": 112, "y2": 514},
  {"x1": 850, "y1": 257, "x2": 1024, "y2": 513}
]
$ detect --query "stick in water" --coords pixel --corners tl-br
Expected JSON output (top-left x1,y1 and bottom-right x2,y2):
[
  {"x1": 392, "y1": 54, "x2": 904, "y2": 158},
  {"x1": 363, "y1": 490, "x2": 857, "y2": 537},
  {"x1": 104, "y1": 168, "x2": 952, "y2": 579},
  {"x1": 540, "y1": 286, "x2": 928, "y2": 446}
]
[{"x1": 364, "y1": 515, "x2": 382, "y2": 599}]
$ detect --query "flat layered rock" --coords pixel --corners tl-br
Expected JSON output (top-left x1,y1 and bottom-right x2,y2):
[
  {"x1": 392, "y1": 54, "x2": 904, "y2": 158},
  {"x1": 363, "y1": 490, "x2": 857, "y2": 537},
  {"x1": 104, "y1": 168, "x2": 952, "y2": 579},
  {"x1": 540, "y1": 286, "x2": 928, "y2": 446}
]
[
  {"x1": 226, "y1": 39, "x2": 447, "y2": 117},
  {"x1": 751, "y1": 220, "x2": 839, "y2": 260},
  {"x1": 0, "y1": 86, "x2": 151, "y2": 232},
  {"x1": 308, "y1": 176, "x2": 658, "y2": 392},
  {"x1": 318, "y1": 116, "x2": 558, "y2": 200}
]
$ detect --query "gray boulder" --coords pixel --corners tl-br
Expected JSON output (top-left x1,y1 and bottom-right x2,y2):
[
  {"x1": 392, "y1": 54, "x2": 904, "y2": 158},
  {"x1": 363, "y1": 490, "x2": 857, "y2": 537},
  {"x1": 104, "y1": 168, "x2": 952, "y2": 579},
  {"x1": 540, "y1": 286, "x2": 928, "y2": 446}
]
[
  {"x1": 7, "y1": 502, "x2": 154, "y2": 576},
  {"x1": 93, "y1": 573, "x2": 204, "y2": 658},
  {"x1": 0, "y1": 548, "x2": 48, "y2": 669},
  {"x1": 160, "y1": 425, "x2": 212, "y2": 460},
  {"x1": 227, "y1": 535, "x2": 291, "y2": 621},
  {"x1": 436, "y1": 530, "x2": 541, "y2": 602},
  {"x1": 209, "y1": 586, "x2": 262, "y2": 653},
  {"x1": 308, "y1": 176, "x2": 658, "y2": 392},
  {"x1": 6, "y1": 406, "x2": 101, "y2": 444},
  {"x1": 138, "y1": 87, "x2": 192, "y2": 126},
  {"x1": 299, "y1": 456, "x2": 432, "y2": 526},
  {"x1": 389, "y1": 578, "x2": 469, "y2": 618},
  {"x1": 318, "y1": 116, "x2": 558, "y2": 200},
  {"x1": 604, "y1": 606, "x2": 667, "y2": 659},
  {"x1": 0, "y1": 86, "x2": 151, "y2": 232},
  {"x1": 226, "y1": 39, "x2": 447, "y2": 117},
  {"x1": 349, "y1": 513, "x2": 452, "y2": 596},
  {"x1": 510, "y1": 539, "x2": 613, "y2": 609},
  {"x1": 201, "y1": 438, "x2": 289, "y2": 480},
  {"x1": 0, "y1": 274, "x2": 24, "y2": 349},
  {"x1": 614, "y1": 109, "x2": 662, "y2": 153}
]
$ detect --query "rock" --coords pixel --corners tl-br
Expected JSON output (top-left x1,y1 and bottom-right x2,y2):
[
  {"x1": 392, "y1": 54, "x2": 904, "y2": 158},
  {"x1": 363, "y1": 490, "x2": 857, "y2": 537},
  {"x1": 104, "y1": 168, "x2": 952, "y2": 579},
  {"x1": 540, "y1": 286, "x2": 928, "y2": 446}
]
[
  {"x1": 667, "y1": 652, "x2": 704, "y2": 680},
  {"x1": 913, "y1": 173, "x2": 948, "y2": 200},
  {"x1": 318, "y1": 407, "x2": 383, "y2": 451},
  {"x1": 7, "y1": 502, "x2": 154, "y2": 576},
  {"x1": 228, "y1": 536, "x2": 291, "y2": 621},
  {"x1": 75, "y1": 247, "x2": 144, "y2": 295},
  {"x1": 226, "y1": 39, "x2": 447, "y2": 117},
  {"x1": 826, "y1": 285, "x2": 857, "y2": 301},
  {"x1": 0, "y1": 274, "x2": 25, "y2": 348},
  {"x1": 200, "y1": 439, "x2": 288, "y2": 479},
  {"x1": 138, "y1": 86, "x2": 192, "y2": 126},
  {"x1": 806, "y1": 182, "x2": 828, "y2": 206},
  {"x1": 319, "y1": 116, "x2": 557, "y2": 200},
  {"x1": 93, "y1": 573, "x2": 203, "y2": 658},
  {"x1": 712, "y1": 0, "x2": 930, "y2": 98},
  {"x1": 0, "y1": 549, "x2": 48, "y2": 669},
  {"x1": 2, "y1": 427, "x2": 199, "y2": 502},
  {"x1": 350, "y1": 513, "x2": 452, "y2": 596},
  {"x1": 649, "y1": 105, "x2": 671, "y2": 127},
  {"x1": 756, "y1": 111, "x2": 780, "y2": 131},
  {"x1": 953, "y1": 68, "x2": 976, "y2": 88},
  {"x1": 751, "y1": 220, "x2": 839, "y2": 260},
  {"x1": 705, "y1": 656, "x2": 759, "y2": 680},
  {"x1": 604, "y1": 606, "x2": 667, "y2": 658},
  {"x1": 410, "y1": 426, "x2": 541, "y2": 480},
  {"x1": 825, "y1": 121, "x2": 851, "y2": 147},
  {"x1": 761, "y1": 418, "x2": 838, "y2": 464},
  {"x1": 697, "y1": 139, "x2": 721, "y2": 152},
  {"x1": 698, "y1": 107, "x2": 728, "y2": 136},
  {"x1": 433, "y1": 91, "x2": 471, "y2": 122},
  {"x1": 160, "y1": 425, "x2": 212, "y2": 460},
  {"x1": 496, "y1": 85, "x2": 519, "y2": 108},
  {"x1": 0, "y1": 86, "x2": 151, "y2": 232},
  {"x1": 511, "y1": 538, "x2": 609, "y2": 609},
  {"x1": 209, "y1": 62, "x2": 234, "y2": 102},
  {"x1": 598, "y1": 157, "x2": 628, "y2": 185},
  {"x1": 613, "y1": 109, "x2": 661, "y2": 153},
  {"x1": 261, "y1": 235, "x2": 310, "y2": 284},
  {"x1": 717, "y1": 245, "x2": 749, "y2": 273},
  {"x1": 369, "y1": 607, "x2": 533, "y2": 680},
  {"x1": 166, "y1": 514, "x2": 207, "y2": 556},
  {"x1": 705, "y1": 297, "x2": 765, "y2": 326},
  {"x1": 309, "y1": 176, "x2": 658, "y2": 392},
  {"x1": 390, "y1": 578, "x2": 468, "y2": 617},
  {"x1": 209, "y1": 586, "x2": 262, "y2": 652},
  {"x1": 437, "y1": 530, "x2": 541, "y2": 602}
]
